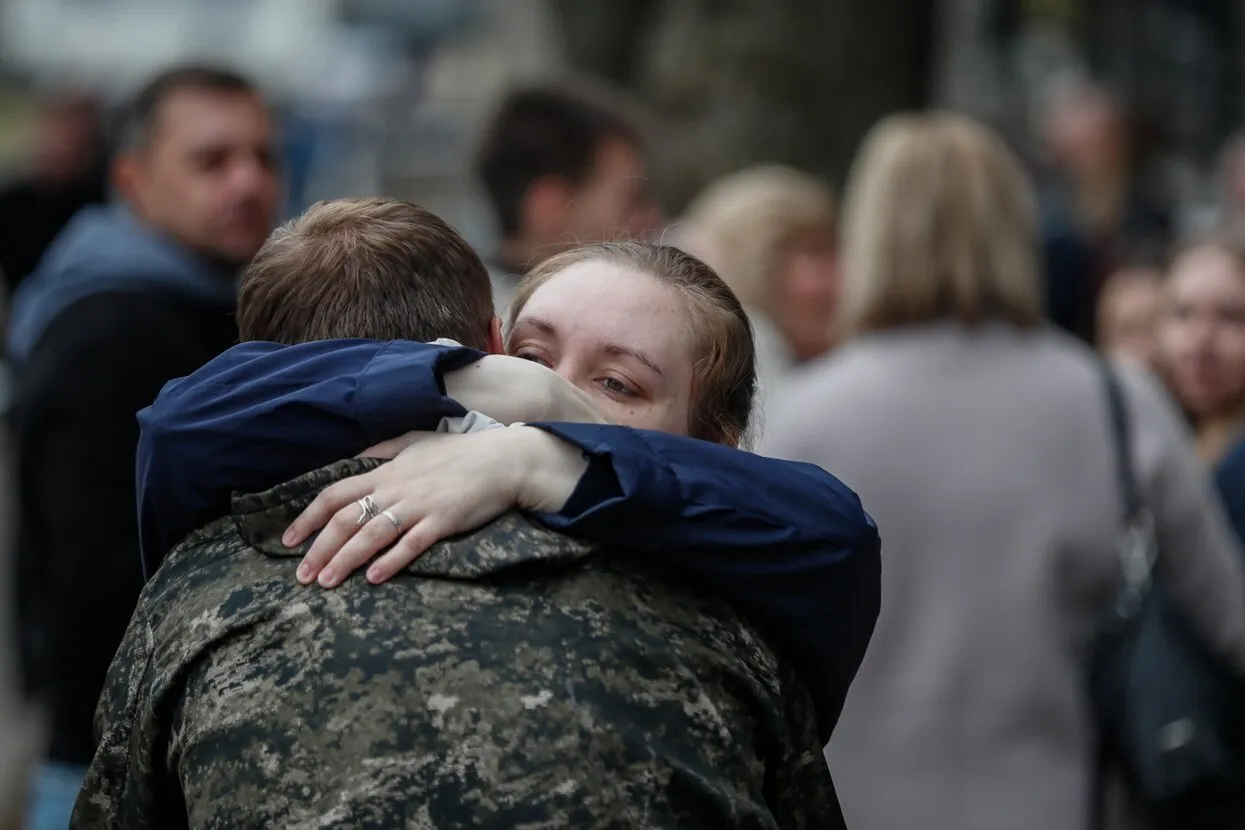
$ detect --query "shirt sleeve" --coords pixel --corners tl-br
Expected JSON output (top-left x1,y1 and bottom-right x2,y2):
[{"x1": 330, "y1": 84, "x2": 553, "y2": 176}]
[
  {"x1": 136, "y1": 339, "x2": 484, "y2": 577},
  {"x1": 525, "y1": 422, "x2": 882, "y2": 741}
]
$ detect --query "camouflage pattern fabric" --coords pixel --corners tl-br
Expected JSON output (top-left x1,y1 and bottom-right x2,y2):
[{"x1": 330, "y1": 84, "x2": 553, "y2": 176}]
[{"x1": 72, "y1": 458, "x2": 843, "y2": 829}]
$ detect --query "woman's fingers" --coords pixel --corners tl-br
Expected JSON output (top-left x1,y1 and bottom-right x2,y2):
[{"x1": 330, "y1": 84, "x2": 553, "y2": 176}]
[
  {"x1": 284, "y1": 474, "x2": 376, "y2": 548},
  {"x1": 316, "y1": 511, "x2": 406, "y2": 588},
  {"x1": 295, "y1": 497, "x2": 376, "y2": 584},
  {"x1": 365, "y1": 518, "x2": 447, "y2": 584}
]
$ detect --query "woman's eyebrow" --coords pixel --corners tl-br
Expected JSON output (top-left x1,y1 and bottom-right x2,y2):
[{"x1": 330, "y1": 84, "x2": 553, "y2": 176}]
[
  {"x1": 517, "y1": 316, "x2": 664, "y2": 378},
  {"x1": 601, "y1": 343, "x2": 665, "y2": 378},
  {"x1": 514, "y1": 316, "x2": 558, "y2": 337}
]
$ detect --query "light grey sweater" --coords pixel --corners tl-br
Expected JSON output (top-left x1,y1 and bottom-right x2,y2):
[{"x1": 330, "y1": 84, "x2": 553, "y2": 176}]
[{"x1": 763, "y1": 322, "x2": 1245, "y2": 830}]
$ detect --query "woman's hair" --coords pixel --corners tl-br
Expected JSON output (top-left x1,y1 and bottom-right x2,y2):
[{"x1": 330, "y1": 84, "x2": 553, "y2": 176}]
[
  {"x1": 838, "y1": 112, "x2": 1043, "y2": 336},
  {"x1": 679, "y1": 165, "x2": 836, "y2": 318},
  {"x1": 508, "y1": 242, "x2": 757, "y2": 446}
]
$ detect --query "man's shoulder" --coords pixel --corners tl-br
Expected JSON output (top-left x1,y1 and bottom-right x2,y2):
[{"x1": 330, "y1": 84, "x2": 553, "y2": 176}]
[{"x1": 142, "y1": 518, "x2": 299, "y2": 645}]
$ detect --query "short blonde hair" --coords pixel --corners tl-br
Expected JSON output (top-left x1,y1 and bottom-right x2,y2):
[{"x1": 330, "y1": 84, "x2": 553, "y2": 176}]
[
  {"x1": 679, "y1": 165, "x2": 835, "y2": 318},
  {"x1": 839, "y1": 113, "x2": 1043, "y2": 335}
]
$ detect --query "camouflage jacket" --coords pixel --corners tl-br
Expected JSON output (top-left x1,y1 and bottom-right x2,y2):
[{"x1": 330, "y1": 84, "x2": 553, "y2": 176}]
[{"x1": 72, "y1": 459, "x2": 843, "y2": 830}]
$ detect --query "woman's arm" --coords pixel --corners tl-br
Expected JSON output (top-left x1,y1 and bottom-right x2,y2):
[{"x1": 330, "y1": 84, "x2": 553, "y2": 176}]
[
  {"x1": 528, "y1": 422, "x2": 882, "y2": 740},
  {"x1": 136, "y1": 338, "x2": 605, "y2": 576}
]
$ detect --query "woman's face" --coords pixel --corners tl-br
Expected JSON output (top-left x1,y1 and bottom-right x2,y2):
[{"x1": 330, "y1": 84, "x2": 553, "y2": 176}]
[
  {"x1": 775, "y1": 233, "x2": 839, "y2": 360},
  {"x1": 1161, "y1": 245, "x2": 1245, "y2": 419},
  {"x1": 508, "y1": 261, "x2": 697, "y2": 434}
]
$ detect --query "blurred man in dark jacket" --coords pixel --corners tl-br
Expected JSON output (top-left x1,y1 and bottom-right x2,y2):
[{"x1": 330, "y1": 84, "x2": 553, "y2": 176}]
[{"x1": 8, "y1": 64, "x2": 279, "y2": 828}]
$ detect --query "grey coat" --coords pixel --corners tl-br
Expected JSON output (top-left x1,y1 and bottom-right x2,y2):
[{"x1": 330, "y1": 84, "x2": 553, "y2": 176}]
[{"x1": 763, "y1": 322, "x2": 1245, "y2": 830}]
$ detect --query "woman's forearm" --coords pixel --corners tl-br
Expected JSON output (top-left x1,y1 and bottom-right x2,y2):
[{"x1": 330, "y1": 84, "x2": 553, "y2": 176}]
[{"x1": 442, "y1": 355, "x2": 610, "y2": 426}]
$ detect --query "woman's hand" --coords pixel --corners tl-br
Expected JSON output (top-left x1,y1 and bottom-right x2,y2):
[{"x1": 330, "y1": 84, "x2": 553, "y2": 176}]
[{"x1": 283, "y1": 426, "x2": 589, "y2": 588}]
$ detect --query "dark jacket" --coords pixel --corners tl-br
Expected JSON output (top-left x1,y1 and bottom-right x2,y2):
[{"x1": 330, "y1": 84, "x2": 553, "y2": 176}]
[
  {"x1": 75, "y1": 458, "x2": 844, "y2": 829},
  {"x1": 136, "y1": 338, "x2": 883, "y2": 743},
  {"x1": 0, "y1": 163, "x2": 107, "y2": 296},
  {"x1": 11, "y1": 205, "x2": 239, "y2": 764}
]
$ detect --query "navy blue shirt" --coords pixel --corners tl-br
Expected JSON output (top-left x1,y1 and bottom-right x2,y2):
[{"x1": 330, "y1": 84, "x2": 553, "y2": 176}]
[{"x1": 137, "y1": 339, "x2": 881, "y2": 740}]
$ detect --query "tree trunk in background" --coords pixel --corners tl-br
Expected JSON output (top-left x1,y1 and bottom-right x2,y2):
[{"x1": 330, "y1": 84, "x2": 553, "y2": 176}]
[{"x1": 552, "y1": 0, "x2": 937, "y2": 211}]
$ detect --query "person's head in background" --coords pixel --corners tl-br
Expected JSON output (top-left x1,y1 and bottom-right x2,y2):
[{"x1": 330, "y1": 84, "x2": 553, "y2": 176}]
[
  {"x1": 1043, "y1": 80, "x2": 1127, "y2": 179},
  {"x1": 837, "y1": 112, "x2": 1042, "y2": 339},
  {"x1": 507, "y1": 242, "x2": 755, "y2": 446},
  {"x1": 1030, "y1": 76, "x2": 1155, "y2": 248},
  {"x1": 680, "y1": 165, "x2": 839, "y2": 363},
  {"x1": 1098, "y1": 265, "x2": 1165, "y2": 371},
  {"x1": 26, "y1": 91, "x2": 106, "y2": 190},
  {"x1": 112, "y1": 65, "x2": 280, "y2": 271},
  {"x1": 238, "y1": 197, "x2": 498, "y2": 352},
  {"x1": 1158, "y1": 234, "x2": 1245, "y2": 461},
  {"x1": 475, "y1": 82, "x2": 664, "y2": 274}
]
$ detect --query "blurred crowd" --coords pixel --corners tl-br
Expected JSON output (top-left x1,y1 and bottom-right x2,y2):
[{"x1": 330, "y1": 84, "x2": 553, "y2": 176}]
[{"x1": 0, "y1": 21, "x2": 1243, "y2": 830}]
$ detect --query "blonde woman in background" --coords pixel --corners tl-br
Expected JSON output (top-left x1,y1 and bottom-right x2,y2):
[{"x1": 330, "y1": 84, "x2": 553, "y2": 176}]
[
  {"x1": 764, "y1": 113, "x2": 1245, "y2": 829},
  {"x1": 679, "y1": 166, "x2": 838, "y2": 432}
]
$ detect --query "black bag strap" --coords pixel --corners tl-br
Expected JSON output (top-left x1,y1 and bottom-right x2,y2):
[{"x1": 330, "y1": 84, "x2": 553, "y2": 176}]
[{"x1": 1091, "y1": 361, "x2": 1137, "y2": 830}]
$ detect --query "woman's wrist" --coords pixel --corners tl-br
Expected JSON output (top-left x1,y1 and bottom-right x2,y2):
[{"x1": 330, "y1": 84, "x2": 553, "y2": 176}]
[
  {"x1": 443, "y1": 356, "x2": 611, "y2": 426},
  {"x1": 506, "y1": 425, "x2": 589, "y2": 514}
]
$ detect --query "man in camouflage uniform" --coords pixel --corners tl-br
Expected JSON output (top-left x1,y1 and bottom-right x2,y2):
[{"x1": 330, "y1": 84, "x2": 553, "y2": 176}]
[
  {"x1": 73, "y1": 459, "x2": 840, "y2": 828},
  {"x1": 71, "y1": 199, "x2": 866, "y2": 828}
]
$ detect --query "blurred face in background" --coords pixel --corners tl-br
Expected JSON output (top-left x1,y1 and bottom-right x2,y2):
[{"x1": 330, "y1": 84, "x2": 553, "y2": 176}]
[
  {"x1": 774, "y1": 231, "x2": 839, "y2": 360},
  {"x1": 1044, "y1": 88, "x2": 1124, "y2": 179},
  {"x1": 1098, "y1": 268, "x2": 1164, "y2": 371},
  {"x1": 116, "y1": 87, "x2": 279, "y2": 269},
  {"x1": 562, "y1": 138, "x2": 664, "y2": 244},
  {"x1": 1161, "y1": 244, "x2": 1245, "y2": 420},
  {"x1": 30, "y1": 96, "x2": 102, "y2": 186}
]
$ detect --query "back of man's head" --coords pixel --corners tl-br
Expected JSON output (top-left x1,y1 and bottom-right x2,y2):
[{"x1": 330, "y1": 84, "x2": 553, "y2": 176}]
[
  {"x1": 475, "y1": 82, "x2": 647, "y2": 243},
  {"x1": 237, "y1": 198, "x2": 494, "y2": 350}
]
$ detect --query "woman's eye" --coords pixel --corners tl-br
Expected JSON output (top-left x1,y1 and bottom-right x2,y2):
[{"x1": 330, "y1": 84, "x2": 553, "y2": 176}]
[
  {"x1": 600, "y1": 377, "x2": 637, "y2": 397},
  {"x1": 516, "y1": 351, "x2": 552, "y2": 368}
]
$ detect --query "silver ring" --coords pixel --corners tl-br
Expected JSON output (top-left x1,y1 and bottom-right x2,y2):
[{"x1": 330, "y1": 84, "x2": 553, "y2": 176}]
[
  {"x1": 355, "y1": 495, "x2": 379, "y2": 526},
  {"x1": 381, "y1": 509, "x2": 401, "y2": 531}
]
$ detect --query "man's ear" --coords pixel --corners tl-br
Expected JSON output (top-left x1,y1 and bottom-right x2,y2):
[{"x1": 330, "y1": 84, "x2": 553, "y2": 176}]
[
  {"x1": 111, "y1": 153, "x2": 140, "y2": 210},
  {"x1": 487, "y1": 316, "x2": 505, "y2": 355}
]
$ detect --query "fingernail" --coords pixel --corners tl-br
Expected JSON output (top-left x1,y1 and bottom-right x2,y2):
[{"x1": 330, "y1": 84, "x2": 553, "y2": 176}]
[
  {"x1": 296, "y1": 563, "x2": 311, "y2": 583},
  {"x1": 282, "y1": 529, "x2": 297, "y2": 547},
  {"x1": 318, "y1": 568, "x2": 336, "y2": 587},
  {"x1": 366, "y1": 565, "x2": 382, "y2": 583}
]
